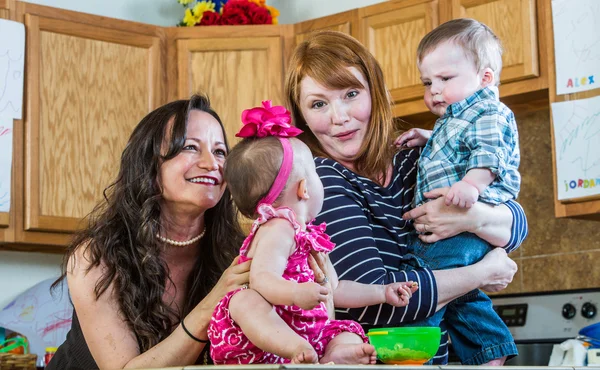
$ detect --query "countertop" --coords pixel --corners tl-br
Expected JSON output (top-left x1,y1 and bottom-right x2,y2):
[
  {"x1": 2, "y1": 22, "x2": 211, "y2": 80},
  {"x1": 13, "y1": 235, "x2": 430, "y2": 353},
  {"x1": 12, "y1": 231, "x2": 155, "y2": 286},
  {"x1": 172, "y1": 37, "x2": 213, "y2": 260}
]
[{"x1": 148, "y1": 365, "x2": 597, "y2": 369}]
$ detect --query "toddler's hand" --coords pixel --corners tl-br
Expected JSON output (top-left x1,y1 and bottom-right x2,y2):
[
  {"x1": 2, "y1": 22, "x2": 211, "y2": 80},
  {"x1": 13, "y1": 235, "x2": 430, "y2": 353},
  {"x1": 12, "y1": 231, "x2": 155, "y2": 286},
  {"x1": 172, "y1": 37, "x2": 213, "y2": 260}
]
[
  {"x1": 394, "y1": 128, "x2": 431, "y2": 148},
  {"x1": 445, "y1": 180, "x2": 479, "y2": 208},
  {"x1": 293, "y1": 282, "x2": 329, "y2": 310},
  {"x1": 385, "y1": 282, "x2": 419, "y2": 307}
]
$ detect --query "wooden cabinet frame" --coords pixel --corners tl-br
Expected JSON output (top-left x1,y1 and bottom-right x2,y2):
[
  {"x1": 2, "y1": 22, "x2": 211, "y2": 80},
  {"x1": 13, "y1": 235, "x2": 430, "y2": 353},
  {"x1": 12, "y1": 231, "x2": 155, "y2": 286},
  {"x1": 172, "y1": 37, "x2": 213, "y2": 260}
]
[{"x1": 294, "y1": 9, "x2": 360, "y2": 45}]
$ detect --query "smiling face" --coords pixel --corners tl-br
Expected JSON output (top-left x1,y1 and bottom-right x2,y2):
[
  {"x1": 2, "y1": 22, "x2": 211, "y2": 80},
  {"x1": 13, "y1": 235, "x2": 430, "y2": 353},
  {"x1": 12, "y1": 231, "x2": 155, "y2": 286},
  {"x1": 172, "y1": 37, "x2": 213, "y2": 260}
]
[
  {"x1": 159, "y1": 110, "x2": 228, "y2": 214},
  {"x1": 419, "y1": 40, "x2": 492, "y2": 117},
  {"x1": 298, "y1": 67, "x2": 372, "y2": 171}
]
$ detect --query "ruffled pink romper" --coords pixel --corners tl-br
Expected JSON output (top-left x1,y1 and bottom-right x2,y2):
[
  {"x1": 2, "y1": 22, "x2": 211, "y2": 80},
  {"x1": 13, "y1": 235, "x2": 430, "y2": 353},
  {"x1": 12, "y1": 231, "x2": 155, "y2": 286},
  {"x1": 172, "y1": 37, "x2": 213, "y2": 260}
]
[{"x1": 208, "y1": 205, "x2": 367, "y2": 364}]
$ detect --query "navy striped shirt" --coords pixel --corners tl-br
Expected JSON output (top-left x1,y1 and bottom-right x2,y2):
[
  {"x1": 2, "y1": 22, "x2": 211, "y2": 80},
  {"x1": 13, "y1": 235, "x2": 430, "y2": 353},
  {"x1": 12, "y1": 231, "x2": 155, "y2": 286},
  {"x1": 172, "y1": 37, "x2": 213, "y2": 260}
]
[{"x1": 314, "y1": 148, "x2": 528, "y2": 364}]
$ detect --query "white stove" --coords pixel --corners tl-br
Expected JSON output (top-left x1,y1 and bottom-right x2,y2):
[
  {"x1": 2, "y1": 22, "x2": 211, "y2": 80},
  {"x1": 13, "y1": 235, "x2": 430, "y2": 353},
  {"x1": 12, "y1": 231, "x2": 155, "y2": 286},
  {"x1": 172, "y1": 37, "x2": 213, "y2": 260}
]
[
  {"x1": 491, "y1": 289, "x2": 600, "y2": 342},
  {"x1": 490, "y1": 289, "x2": 600, "y2": 366}
]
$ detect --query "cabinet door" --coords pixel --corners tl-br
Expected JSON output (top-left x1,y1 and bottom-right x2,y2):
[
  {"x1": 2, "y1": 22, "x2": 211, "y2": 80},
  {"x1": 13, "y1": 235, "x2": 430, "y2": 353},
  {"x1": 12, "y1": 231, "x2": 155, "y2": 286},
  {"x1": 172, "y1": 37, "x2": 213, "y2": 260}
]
[
  {"x1": 176, "y1": 36, "x2": 283, "y2": 146},
  {"x1": 295, "y1": 9, "x2": 359, "y2": 45},
  {"x1": 451, "y1": 0, "x2": 538, "y2": 84},
  {"x1": 359, "y1": 1, "x2": 441, "y2": 110},
  {"x1": 23, "y1": 12, "x2": 163, "y2": 237}
]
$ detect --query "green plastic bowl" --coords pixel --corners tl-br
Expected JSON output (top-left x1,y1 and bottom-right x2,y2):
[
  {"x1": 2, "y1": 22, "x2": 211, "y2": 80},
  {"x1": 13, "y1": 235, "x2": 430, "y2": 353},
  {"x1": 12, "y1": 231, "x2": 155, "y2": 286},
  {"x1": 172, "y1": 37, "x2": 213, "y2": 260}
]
[{"x1": 367, "y1": 327, "x2": 441, "y2": 365}]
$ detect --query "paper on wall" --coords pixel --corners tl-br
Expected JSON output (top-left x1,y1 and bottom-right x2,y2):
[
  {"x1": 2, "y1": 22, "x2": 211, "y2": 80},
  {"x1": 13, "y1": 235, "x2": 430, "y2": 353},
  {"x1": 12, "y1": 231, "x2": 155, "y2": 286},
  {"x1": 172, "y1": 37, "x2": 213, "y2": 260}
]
[
  {"x1": 0, "y1": 19, "x2": 25, "y2": 119},
  {"x1": 551, "y1": 0, "x2": 600, "y2": 95},
  {"x1": 0, "y1": 278, "x2": 72, "y2": 359},
  {"x1": 0, "y1": 115, "x2": 12, "y2": 212},
  {"x1": 551, "y1": 95, "x2": 600, "y2": 201}
]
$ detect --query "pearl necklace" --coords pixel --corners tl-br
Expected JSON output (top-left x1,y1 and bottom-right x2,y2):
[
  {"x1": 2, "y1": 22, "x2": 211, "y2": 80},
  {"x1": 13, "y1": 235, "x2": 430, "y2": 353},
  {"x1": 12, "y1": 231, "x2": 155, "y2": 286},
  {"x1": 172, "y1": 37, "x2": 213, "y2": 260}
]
[{"x1": 156, "y1": 228, "x2": 205, "y2": 247}]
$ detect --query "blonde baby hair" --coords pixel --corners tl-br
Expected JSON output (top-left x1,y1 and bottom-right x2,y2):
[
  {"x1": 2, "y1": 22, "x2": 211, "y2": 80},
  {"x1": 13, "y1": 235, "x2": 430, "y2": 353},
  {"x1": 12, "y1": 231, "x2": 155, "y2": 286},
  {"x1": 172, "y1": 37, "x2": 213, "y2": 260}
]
[{"x1": 417, "y1": 18, "x2": 503, "y2": 84}]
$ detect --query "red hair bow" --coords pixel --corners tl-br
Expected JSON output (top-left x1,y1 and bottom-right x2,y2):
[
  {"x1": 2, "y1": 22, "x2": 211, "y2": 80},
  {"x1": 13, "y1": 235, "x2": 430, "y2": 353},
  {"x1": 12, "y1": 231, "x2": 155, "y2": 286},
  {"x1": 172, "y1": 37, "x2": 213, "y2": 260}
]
[{"x1": 236, "y1": 100, "x2": 303, "y2": 138}]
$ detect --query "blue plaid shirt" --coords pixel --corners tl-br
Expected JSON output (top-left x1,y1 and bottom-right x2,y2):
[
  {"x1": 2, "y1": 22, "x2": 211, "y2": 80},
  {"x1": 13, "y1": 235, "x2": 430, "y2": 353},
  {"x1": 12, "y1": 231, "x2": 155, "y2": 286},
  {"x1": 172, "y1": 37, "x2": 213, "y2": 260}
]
[{"x1": 414, "y1": 87, "x2": 521, "y2": 206}]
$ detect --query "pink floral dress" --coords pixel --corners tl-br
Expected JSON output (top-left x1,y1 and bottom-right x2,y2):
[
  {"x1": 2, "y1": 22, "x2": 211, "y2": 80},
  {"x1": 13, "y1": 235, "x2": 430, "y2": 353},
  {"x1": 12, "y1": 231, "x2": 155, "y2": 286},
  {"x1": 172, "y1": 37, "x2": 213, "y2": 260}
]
[{"x1": 208, "y1": 205, "x2": 367, "y2": 364}]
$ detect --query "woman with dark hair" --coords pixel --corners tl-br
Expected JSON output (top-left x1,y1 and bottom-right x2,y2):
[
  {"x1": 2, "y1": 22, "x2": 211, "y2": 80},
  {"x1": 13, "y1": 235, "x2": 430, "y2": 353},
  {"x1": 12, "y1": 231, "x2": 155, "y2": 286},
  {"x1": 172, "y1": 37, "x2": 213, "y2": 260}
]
[{"x1": 47, "y1": 95, "x2": 251, "y2": 369}]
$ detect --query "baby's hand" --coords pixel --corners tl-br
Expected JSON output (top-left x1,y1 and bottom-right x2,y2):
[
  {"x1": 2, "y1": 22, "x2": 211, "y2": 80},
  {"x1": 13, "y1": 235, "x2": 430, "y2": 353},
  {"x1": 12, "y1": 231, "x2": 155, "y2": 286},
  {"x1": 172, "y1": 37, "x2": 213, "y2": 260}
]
[
  {"x1": 385, "y1": 282, "x2": 419, "y2": 307},
  {"x1": 293, "y1": 282, "x2": 329, "y2": 310},
  {"x1": 445, "y1": 180, "x2": 479, "y2": 208},
  {"x1": 394, "y1": 128, "x2": 431, "y2": 148}
]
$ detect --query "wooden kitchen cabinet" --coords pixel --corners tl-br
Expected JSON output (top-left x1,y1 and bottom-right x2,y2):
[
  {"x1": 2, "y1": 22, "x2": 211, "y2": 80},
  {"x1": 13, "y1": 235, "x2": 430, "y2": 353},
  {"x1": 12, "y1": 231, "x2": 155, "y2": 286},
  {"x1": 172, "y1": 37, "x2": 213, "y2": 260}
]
[
  {"x1": 449, "y1": 0, "x2": 550, "y2": 106},
  {"x1": 358, "y1": 0, "x2": 445, "y2": 117},
  {"x1": 171, "y1": 26, "x2": 287, "y2": 148},
  {"x1": 0, "y1": 0, "x2": 8, "y2": 20},
  {"x1": 450, "y1": 0, "x2": 539, "y2": 85},
  {"x1": 170, "y1": 25, "x2": 290, "y2": 232},
  {"x1": 0, "y1": 2, "x2": 165, "y2": 250},
  {"x1": 347, "y1": 0, "x2": 547, "y2": 117}
]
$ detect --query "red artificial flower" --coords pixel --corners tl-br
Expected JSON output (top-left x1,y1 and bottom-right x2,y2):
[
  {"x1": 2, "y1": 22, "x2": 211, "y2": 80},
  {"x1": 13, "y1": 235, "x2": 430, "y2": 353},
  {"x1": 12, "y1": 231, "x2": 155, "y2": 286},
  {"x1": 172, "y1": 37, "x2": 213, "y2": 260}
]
[
  {"x1": 220, "y1": 5, "x2": 251, "y2": 25},
  {"x1": 199, "y1": 11, "x2": 220, "y2": 26},
  {"x1": 249, "y1": 5, "x2": 272, "y2": 25},
  {"x1": 224, "y1": 0, "x2": 258, "y2": 14}
]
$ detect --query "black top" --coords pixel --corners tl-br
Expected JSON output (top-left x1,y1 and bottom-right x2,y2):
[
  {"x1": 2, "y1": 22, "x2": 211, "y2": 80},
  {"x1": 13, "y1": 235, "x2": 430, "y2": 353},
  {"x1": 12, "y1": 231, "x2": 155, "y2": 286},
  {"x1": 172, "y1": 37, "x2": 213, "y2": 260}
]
[
  {"x1": 46, "y1": 310, "x2": 97, "y2": 370},
  {"x1": 47, "y1": 309, "x2": 211, "y2": 369}
]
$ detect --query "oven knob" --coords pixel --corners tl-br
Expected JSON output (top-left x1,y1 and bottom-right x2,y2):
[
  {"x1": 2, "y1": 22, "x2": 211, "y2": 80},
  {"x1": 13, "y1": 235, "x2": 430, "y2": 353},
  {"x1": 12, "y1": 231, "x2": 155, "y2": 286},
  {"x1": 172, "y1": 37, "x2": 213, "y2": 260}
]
[
  {"x1": 562, "y1": 303, "x2": 576, "y2": 319},
  {"x1": 581, "y1": 302, "x2": 597, "y2": 319}
]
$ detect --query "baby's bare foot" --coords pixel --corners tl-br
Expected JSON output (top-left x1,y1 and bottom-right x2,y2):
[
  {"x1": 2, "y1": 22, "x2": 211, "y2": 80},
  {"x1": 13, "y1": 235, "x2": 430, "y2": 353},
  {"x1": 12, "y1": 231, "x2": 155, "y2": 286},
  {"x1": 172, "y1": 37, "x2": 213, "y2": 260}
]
[
  {"x1": 320, "y1": 343, "x2": 377, "y2": 365},
  {"x1": 290, "y1": 348, "x2": 319, "y2": 364}
]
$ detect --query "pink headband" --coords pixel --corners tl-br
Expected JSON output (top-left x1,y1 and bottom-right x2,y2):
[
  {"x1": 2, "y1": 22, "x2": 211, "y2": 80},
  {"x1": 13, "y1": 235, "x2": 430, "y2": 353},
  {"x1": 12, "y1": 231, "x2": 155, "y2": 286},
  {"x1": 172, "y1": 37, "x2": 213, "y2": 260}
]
[{"x1": 235, "y1": 100, "x2": 303, "y2": 209}]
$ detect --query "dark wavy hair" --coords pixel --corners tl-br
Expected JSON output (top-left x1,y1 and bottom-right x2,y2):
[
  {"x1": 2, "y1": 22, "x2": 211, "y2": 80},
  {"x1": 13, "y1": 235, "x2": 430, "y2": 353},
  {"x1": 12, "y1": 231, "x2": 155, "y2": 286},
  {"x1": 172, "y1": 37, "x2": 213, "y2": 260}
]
[{"x1": 53, "y1": 94, "x2": 244, "y2": 352}]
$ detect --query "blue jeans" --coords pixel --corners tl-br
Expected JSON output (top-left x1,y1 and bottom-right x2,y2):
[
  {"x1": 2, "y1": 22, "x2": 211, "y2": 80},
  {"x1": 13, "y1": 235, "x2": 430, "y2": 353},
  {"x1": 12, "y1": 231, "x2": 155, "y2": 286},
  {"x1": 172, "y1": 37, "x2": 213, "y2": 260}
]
[{"x1": 402, "y1": 232, "x2": 517, "y2": 365}]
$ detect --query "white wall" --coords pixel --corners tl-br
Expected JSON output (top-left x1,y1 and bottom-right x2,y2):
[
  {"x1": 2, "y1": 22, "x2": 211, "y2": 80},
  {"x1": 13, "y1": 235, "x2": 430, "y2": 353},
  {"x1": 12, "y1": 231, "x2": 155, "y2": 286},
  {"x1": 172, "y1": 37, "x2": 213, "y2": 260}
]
[
  {"x1": 0, "y1": 251, "x2": 63, "y2": 309},
  {"x1": 2, "y1": 0, "x2": 386, "y2": 308},
  {"x1": 25, "y1": 0, "x2": 388, "y2": 26},
  {"x1": 26, "y1": 0, "x2": 183, "y2": 26},
  {"x1": 269, "y1": 0, "x2": 386, "y2": 24}
]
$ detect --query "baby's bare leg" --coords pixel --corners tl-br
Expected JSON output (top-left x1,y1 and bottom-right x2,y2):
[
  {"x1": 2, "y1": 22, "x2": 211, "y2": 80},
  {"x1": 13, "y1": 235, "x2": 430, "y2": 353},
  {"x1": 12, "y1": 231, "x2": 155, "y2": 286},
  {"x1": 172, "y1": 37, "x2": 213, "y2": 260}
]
[
  {"x1": 320, "y1": 332, "x2": 377, "y2": 365},
  {"x1": 229, "y1": 289, "x2": 317, "y2": 363},
  {"x1": 483, "y1": 356, "x2": 507, "y2": 366}
]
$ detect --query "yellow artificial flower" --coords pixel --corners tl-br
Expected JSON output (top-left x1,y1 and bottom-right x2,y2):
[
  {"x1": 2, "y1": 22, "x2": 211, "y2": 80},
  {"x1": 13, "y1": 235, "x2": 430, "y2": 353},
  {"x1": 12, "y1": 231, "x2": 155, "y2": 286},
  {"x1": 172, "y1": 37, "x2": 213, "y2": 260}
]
[
  {"x1": 192, "y1": 1, "x2": 216, "y2": 20},
  {"x1": 177, "y1": 0, "x2": 194, "y2": 5},
  {"x1": 182, "y1": 8, "x2": 197, "y2": 26},
  {"x1": 266, "y1": 5, "x2": 279, "y2": 24}
]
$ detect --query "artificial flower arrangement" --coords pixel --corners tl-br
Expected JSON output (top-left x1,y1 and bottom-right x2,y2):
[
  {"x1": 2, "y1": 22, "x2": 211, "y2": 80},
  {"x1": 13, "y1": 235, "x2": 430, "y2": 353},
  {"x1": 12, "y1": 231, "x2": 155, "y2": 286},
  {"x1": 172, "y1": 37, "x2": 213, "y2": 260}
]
[{"x1": 177, "y1": 0, "x2": 279, "y2": 27}]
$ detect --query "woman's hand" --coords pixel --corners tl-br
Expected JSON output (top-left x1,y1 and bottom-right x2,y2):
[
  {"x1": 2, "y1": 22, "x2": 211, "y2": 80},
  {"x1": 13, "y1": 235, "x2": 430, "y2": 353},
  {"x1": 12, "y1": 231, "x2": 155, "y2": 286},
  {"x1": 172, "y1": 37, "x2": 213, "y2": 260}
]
[
  {"x1": 476, "y1": 248, "x2": 517, "y2": 292},
  {"x1": 403, "y1": 187, "x2": 514, "y2": 247},
  {"x1": 308, "y1": 251, "x2": 327, "y2": 285},
  {"x1": 402, "y1": 187, "x2": 477, "y2": 243},
  {"x1": 308, "y1": 251, "x2": 335, "y2": 319},
  {"x1": 204, "y1": 256, "x2": 251, "y2": 309}
]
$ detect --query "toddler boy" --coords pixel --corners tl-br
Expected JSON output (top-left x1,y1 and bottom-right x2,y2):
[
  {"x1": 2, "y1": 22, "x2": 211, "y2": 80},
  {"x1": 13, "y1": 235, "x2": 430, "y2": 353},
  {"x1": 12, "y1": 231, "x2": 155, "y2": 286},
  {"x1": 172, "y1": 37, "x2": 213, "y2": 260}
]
[{"x1": 395, "y1": 18, "x2": 521, "y2": 366}]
